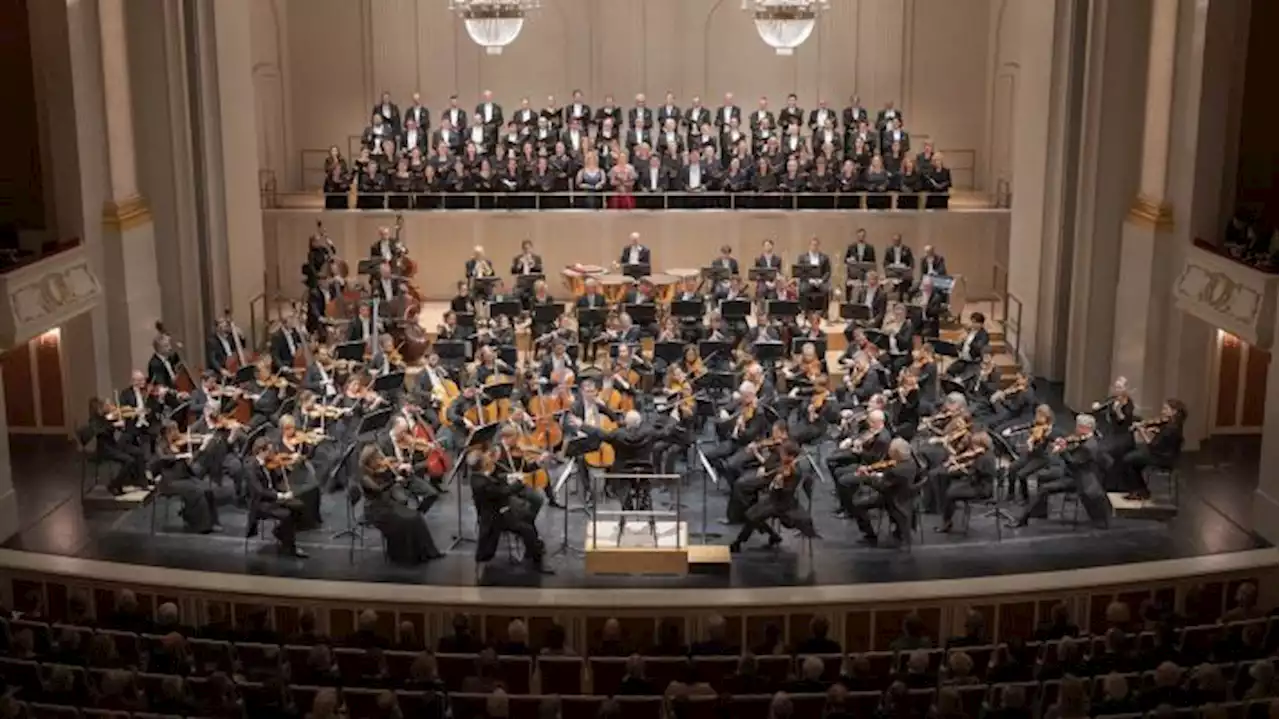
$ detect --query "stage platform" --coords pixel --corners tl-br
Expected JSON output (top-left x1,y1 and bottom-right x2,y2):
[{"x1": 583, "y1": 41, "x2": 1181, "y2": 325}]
[{"x1": 3, "y1": 417, "x2": 1267, "y2": 591}]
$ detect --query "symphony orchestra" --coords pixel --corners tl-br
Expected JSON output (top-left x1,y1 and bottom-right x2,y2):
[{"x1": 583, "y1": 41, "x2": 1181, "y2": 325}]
[{"x1": 85, "y1": 220, "x2": 1187, "y2": 572}]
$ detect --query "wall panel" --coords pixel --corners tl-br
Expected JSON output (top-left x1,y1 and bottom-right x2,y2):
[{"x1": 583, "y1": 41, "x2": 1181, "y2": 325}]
[{"x1": 277, "y1": 0, "x2": 995, "y2": 192}]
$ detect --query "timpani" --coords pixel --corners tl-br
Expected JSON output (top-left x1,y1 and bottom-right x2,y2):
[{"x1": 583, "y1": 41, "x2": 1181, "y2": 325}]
[
  {"x1": 645, "y1": 274, "x2": 679, "y2": 304},
  {"x1": 598, "y1": 274, "x2": 635, "y2": 305},
  {"x1": 561, "y1": 264, "x2": 605, "y2": 297}
]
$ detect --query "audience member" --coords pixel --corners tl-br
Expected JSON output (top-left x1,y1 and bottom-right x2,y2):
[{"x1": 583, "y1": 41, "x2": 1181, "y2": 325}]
[
  {"x1": 147, "y1": 632, "x2": 194, "y2": 676},
  {"x1": 104, "y1": 589, "x2": 149, "y2": 634},
  {"x1": 1034, "y1": 603, "x2": 1080, "y2": 641},
  {"x1": 880, "y1": 681, "x2": 914, "y2": 719},
  {"x1": 394, "y1": 620, "x2": 421, "y2": 651},
  {"x1": 985, "y1": 684, "x2": 1032, "y2": 719},
  {"x1": 439, "y1": 614, "x2": 483, "y2": 653},
  {"x1": 1187, "y1": 663, "x2": 1230, "y2": 706},
  {"x1": 947, "y1": 610, "x2": 988, "y2": 649},
  {"x1": 794, "y1": 616, "x2": 842, "y2": 655},
  {"x1": 987, "y1": 637, "x2": 1034, "y2": 683},
  {"x1": 306, "y1": 687, "x2": 340, "y2": 719},
  {"x1": 66, "y1": 591, "x2": 94, "y2": 627},
  {"x1": 38, "y1": 663, "x2": 85, "y2": 705},
  {"x1": 943, "y1": 651, "x2": 979, "y2": 686},
  {"x1": 85, "y1": 632, "x2": 122, "y2": 669},
  {"x1": 293, "y1": 644, "x2": 339, "y2": 686},
  {"x1": 752, "y1": 622, "x2": 789, "y2": 656},
  {"x1": 1103, "y1": 601, "x2": 1133, "y2": 634},
  {"x1": 934, "y1": 686, "x2": 968, "y2": 719},
  {"x1": 495, "y1": 619, "x2": 530, "y2": 655},
  {"x1": 347, "y1": 609, "x2": 383, "y2": 649},
  {"x1": 50, "y1": 625, "x2": 83, "y2": 666},
  {"x1": 900, "y1": 649, "x2": 937, "y2": 689},
  {"x1": 201, "y1": 671, "x2": 243, "y2": 719},
  {"x1": 890, "y1": 612, "x2": 933, "y2": 652},
  {"x1": 768, "y1": 691, "x2": 794, "y2": 719},
  {"x1": 1141, "y1": 661, "x2": 1189, "y2": 711},
  {"x1": 1238, "y1": 660, "x2": 1277, "y2": 701},
  {"x1": 201, "y1": 602, "x2": 234, "y2": 641},
  {"x1": 461, "y1": 649, "x2": 504, "y2": 693},
  {"x1": 653, "y1": 620, "x2": 688, "y2": 657},
  {"x1": 541, "y1": 622, "x2": 575, "y2": 656},
  {"x1": 786, "y1": 655, "x2": 830, "y2": 694},
  {"x1": 154, "y1": 602, "x2": 193, "y2": 637},
  {"x1": 1045, "y1": 675, "x2": 1089, "y2": 719},
  {"x1": 1092, "y1": 672, "x2": 1138, "y2": 716},
  {"x1": 840, "y1": 653, "x2": 879, "y2": 692},
  {"x1": 406, "y1": 650, "x2": 446, "y2": 692},
  {"x1": 724, "y1": 652, "x2": 772, "y2": 696},
  {"x1": 94, "y1": 668, "x2": 146, "y2": 712},
  {"x1": 617, "y1": 653, "x2": 658, "y2": 695},
  {"x1": 289, "y1": 608, "x2": 329, "y2": 646},
  {"x1": 151, "y1": 675, "x2": 195, "y2": 716},
  {"x1": 823, "y1": 683, "x2": 853, "y2": 719},
  {"x1": 664, "y1": 660, "x2": 716, "y2": 700},
  {"x1": 691, "y1": 614, "x2": 739, "y2": 656},
  {"x1": 596, "y1": 618, "x2": 630, "y2": 657},
  {"x1": 1038, "y1": 638, "x2": 1087, "y2": 681}
]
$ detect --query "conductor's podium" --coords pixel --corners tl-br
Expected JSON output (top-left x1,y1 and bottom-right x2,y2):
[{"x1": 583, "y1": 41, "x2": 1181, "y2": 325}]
[{"x1": 584, "y1": 517, "x2": 731, "y2": 576}]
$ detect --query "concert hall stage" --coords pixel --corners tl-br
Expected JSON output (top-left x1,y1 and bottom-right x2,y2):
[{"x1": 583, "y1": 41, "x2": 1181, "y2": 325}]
[{"x1": 3, "y1": 424, "x2": 1266, "y2": 591}]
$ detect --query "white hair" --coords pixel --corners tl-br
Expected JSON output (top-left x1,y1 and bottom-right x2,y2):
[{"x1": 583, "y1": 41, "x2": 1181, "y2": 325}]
[
  {"x1": 629, "y1": 232, "x2": 641, "y2": 241},
  {"x1": 889, "y1": 438, "x2": 911, "y2": 460},
  {"x1": 1075, "y1": 414, "x2": 1097, "y2": 431},
  {"x1": 738, "y1": 381, "x2": 758, "y2": 398},
  {"x1": 624, "y1": 411, "x2": 643, "y2": 428},
  {"x1": 1113, "y1": 376, "x2": 1129, "y2": 391},
  {"x1": 945, "y1": 392, "x2": 968, "y2": 409},
  {"x1": 868, "y1": 410, "x2": 885, "y2": 426}
]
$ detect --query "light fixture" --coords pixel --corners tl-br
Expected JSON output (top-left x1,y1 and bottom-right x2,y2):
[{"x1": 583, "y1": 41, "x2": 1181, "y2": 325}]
[
  {"x1": 449, "y1": 0, "x2": 540, "y2": 55},
  {"x1": 742, "y1": 0, "x2": 829, "y2": 56}
]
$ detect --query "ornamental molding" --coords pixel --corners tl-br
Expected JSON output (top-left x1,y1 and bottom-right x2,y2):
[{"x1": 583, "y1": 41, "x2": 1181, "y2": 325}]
[
  {"x1": 1173, "y1": 245, "x2": 1276, "y2": 350},
  {"x1": 0, "y1": 247, "x2": 102, "y2": 350}
]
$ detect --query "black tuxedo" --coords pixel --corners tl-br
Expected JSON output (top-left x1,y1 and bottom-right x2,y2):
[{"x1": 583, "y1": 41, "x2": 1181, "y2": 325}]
[
  {"x1": 920, "y1": 253, "x2": 948, "y2": 277},
  {"x1": 638, "y1": 165, "x2": 671, "y2": 192},
  {"x1": 443, "y1": 107, "x2": 468, "y2": 130},
  {"x1": 656, "y1": 104, "x2": 681, "y2": 128},
  {"x1": 512, "y1": 107, "x2": 538, "y2": 128},
  {"x1": 147, "y1": 353, "x2": 183, "y2": 389},
  {"x1": 842, "y1": 106, "x2": 868, "y2": 130},
  {"x1": 779, "y1": 106, "x2": 804, "y2": 130},
  {"x1": 796, "y1": 251, "x2": 832, "y2": 292},
  {"x1": 510, "y1": 253, "x2": 544, "y2": 275},
  {"x1": 346, "y1": 315, "x2": 376, "y2": 345},
  {"x1": 625, "y1": 128, "x2": 650, "y2": 149},
  {"x1": 748, "y1": 109, "x2": 775, "y2": 135},
  {"x1": 400, "y1": 128, "x2": 428, "y2": 155},
  {"x1": 876, "y1": 108, "x2": 904, "y2": 129},
  {"x1": 925, "y1": 165, "x2": 952, "y2": 192},
  {"x1": 884, "y1": 244, "x2": 915, "y2": 274},
  {"x1": 627, "y1": 107, "x2": 654, "y2": 132},
  {"x1": 205, "y1": 331, "x2": 245, "y2": 373},
  {"x1": 372, "y1": 102, "x2": 401, "y2": 129},
  {"x1": 844, "y1": 242, "x2": 877, "y2": 265},
  {"x1": 371, "y1": 277, "x2": 403, "y2": 302},
  {"x1": 561, "y1": 129, "x2": 587, "y2": 154},
  {"x1": 475, "y1": 102, "x2": 504, "y2": 128},
  {"x1": 403, "y1": 104, "x2": 430, "y2": 131},
  {"x1": 270, "y1": 327, "x2": 304, "y2": 371},
  {"x1": 362, "y1": 124, "x2": 397, "y2": 153},
  {"x1": 879, "y1": 128, "x2": 911, "y2": 154},
  {"x1": 808, "y1": 108, "x2": 837, "y2": 132},
  {"x1": 594, "y1": 105, "x2": 622, "y2": 129},
  {"x1": 566, "y1": 102, "x2": 592, "y2": 126},
  {"x1": 685, "y1": 106, "x2": 712, "y2": 130},
  {"x1": 431, "y1": 129, "x2": 462, "y2": 154},
  {"x1": 619, "y1": 245, "x2": 651, "y2": 267},
  {"x1": 715, "y1": 105, "x2": 742, "y2": 128},
  {"x1": 946, "y1": 328, "x2": 990, "y2": 380}
]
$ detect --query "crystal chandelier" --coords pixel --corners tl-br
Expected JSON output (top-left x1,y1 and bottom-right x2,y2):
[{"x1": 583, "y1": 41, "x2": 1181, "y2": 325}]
[
  {"x1": 742, "y1": 0, "x2": 829, "y2": 56},
  {"x1": 449, "y1": 0, "x2": 540, "y2": 55}
]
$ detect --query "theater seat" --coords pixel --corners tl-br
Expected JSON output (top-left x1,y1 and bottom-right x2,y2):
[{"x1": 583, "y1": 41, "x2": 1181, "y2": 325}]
[
  {"x1": 727, "y1": 693, "x2": 775, "y2": 719},
  {"x1": 614, "y1": 694, "x2": 662, "y2": 719},
  {"x1": 435, "y1": 652, "x2": 478, "y2": 691},
  {"x1": 498, "y1": 654, "x2": 532, "y2": 694},
  {"x1": 588, "y1": 656, "x2": 627, "y2": 695},
  {"x1": 538, "y1": 654, "x2": 584, "y2": 694}
]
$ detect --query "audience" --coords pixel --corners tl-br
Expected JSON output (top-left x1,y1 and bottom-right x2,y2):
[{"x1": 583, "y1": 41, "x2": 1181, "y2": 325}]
[
  {"x1": 0, "y1": 587, "x2": 1272, "y2": 719},
  {"x1": 439, "y1": 614, "x2": 483, "y2": 653}
]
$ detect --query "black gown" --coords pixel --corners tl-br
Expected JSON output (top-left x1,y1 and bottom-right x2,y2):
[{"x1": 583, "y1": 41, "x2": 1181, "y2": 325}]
[
  {"x1": 362, "y1": 467, "x2": 442, "y2": 564},
  {"x1": 150, "y1": 442, "x2": 220, "y2": 533}
]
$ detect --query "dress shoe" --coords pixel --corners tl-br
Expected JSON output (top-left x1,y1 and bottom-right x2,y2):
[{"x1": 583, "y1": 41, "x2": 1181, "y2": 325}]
[
  {"x1": 856, "y1": 534, "x2": 879, "y2": 546},
  {"x1": 933, "y1": 523, "x2": 953, "y2": 534},
  {"x1": 767, "y1": 534, "x2": 783, "y2": 548},
  {"x1": 289, "y1": 547, "x2": 309, "y2": 559}
]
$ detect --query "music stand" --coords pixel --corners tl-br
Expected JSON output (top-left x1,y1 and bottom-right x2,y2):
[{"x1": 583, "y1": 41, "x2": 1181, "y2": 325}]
[
  {"x1": 931, "y1": 275, "x2": 956, "y2": 293},
  {"x1": 930, "y1": 339, "x2": 960, "y2": 358},
  {"x1": 748, "y1": 267, "x2": 778, "y2": 282},
  {"x1": 233, "y1": 365, "x2": 257, "y2": 385},
  {"x1": 357, "y1": 406, "x2": 394, "y2": 435},
  {"x1": 791, "y1": 263, "x2": 823, "y2": 282},
  {"x1": 576, "y1": 307, "x2": 607, "y2": 328},
  {"x1": 334, "y1": 341, "x2": 365, "y2": 362},
  {"x1": 670, "y1": 300, "x2": 703, "y2": 319},
  {"x1": 698, "y1": 340, "x2": 732, "y2": 363},
  {"x1": 434, "y1": 340, "x2": 468, "y2": 362},
  {"x1": 720, "y1": 299, "x2": 751, "y2": 319},
  {"x1": 767, "y1": 299, "x2": 801, "y2": 320},
  {"x1": 454, "y1": 312, "x2": 477, "y2": 329},
  {"x1": 654, "y1": 341, "x2": 684, "y2": 365},
  {"x1": 905, "y1": 304, "x2": 925, "y2": 329},
  {"x1": 694, "y1": 369, "x2": 738, "y2": 396},
  {"x1": 372, "y1": 371, "x2": 406, "y2": 393},
  {"x1": 845, "y1": 260, "x2": 876, "y2": 281},
  {"x1": 497, "y1": 345, "x2": 518, "y2": 368},
  {"x1": 884, "y1": 264, "x2": 911, "y2": 282},
  {"x1": 488, "y1": 300, "x2": 522, "y2": 320},
  {"x1": 791, "y1": 337, "x2": 827, "y2": 357},
  {"x1": 514, "y1": 273, "x2": 545, "y2": 294},
  {"x1": 531, "y1": 304, "x2": 564, "y2": 326},
  {"x1": 862, "y1": 329, "x2": 889, "y2": 352},
  {"x1": 624, "y1": 303, "x2": 657, "y2": 327},
  {"x1": 356, "y1": 259, "x2": 380, "y2": 276},
  {"x1": 621, "y1": 262, "x2": 650, "y2": 280},
  {"x1": 753, "y1": 340, "x2": 785, "y2": 363},
  {"x1": 480, "y1": 380, "x2": 515, "y2": 403},
  {"x1": 701, "y1": 265, "x2": 731, "y2": 284},
  {"x1": 840, "y1": 303, "x2": 872, "y2": 323},
  {"x1": 471, "y1": 276, "x2": 501, "y2": 294}
]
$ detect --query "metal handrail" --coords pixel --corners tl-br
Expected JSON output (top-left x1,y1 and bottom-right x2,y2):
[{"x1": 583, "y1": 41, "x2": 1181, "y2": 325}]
[{"x1": 313, "y1": 190, "x2": 954, "y2": 212}]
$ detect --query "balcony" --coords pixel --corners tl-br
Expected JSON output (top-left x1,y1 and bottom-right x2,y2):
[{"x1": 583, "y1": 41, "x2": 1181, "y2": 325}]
[
  {"x1": 1174, "y1": 241, "x2": 1278, "y2": 350},
  {"x1": 0, "y1": 240, "x2": 102, "y2": 350}
]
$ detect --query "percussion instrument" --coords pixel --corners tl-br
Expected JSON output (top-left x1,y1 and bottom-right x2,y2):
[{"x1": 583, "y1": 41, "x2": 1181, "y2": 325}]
[
  {"x1": 644, "y1": 274, "x2": 679, "y2": 304},
  {"x1": 561, "y1": 264, "x2": 605, "y2": 297},
  {"x1": 598, "y1": 274, "x2": 634, "y2": 305},
  {"x1": 400, "y1": 323, "x2": 430, "y2": 364},
  {"x1": 666, "y1": 267, "x2": 702, "y2": 284}
]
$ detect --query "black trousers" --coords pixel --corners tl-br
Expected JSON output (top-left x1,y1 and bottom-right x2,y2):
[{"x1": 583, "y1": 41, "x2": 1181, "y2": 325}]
[
  {"x1": 937, "y1": 474, "x2": 985, "y2": 524},
  {"x1": 258, "y1": 498, "x2": 305, "y2": 549},
  {"x1": 849, "y1": 491, "x2": 910, "y2": 541},
  {"x1": 101, "y1": 443, "x2": 146, "y2": 491},
  {"x1": 733, "y1": 495, "x2": 815, "y2": 545},
  {"x1": 1007, "y1": 453, "x2": 1054, "y2": 500},
  {"x1": 1120, "y1": 446, "x2": 1160, "y2": 496}
]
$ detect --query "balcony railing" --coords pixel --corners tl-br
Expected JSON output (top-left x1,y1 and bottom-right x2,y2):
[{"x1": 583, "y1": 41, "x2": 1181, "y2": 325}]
[
  {"x1": 0, "y1": 240, "x2": 102, "y2": 350},
  {"x1": 1174, "y1": 240, "x2": 1279, "y2": 350},
  {"x1": 309, "y1": 190, "x2": 953, "y2": 212}
]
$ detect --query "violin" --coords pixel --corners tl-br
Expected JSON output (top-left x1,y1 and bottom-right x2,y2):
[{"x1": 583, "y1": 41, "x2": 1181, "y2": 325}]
[
  {"x1": 945, "y1": 446, "x2": 985, "y2": 472},
  {"x1": 808, "y1": 389, "x2": 829, "y2": 423},
  {"x1": 767, "y1": 456, "x2": 800, "y2": 492},
  {"x1": 857, "y1": 457, "x2": 897, "y2": 476},
  {"x1": 1028, "y1": 422, "x2": 1053, "y2": 448}
]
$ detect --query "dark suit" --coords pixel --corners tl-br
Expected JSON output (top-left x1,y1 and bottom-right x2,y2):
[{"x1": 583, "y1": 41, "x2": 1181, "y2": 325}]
[
  {"x1": 946, "y1": 328, "x2": 989, "y2": 378},
  {"x1": 807, "y1": 108, "x2": 837, "y2": 132},
  {"x1": 920, "y1": 253, "x2": 948, "y2": 277},
  {"x1": 430, "y1": 129, "x2": 462, "y2": 154},
  {"x1": 715, "y1": 105, "x2": 742, "y2": 128},
  {"x1": 883, "y1": 244, "x2": 915, "y2": 278},
  {"x1": 844, "y1": 242, "x2": 877, "y2": 280},
  {"x1": 879, "y1": 128, "x2": 911, "y2": 154},
  {"x1": 847, "y1": 457, "x2": 918, "y2": 541},
  {"x1": 247, "y1": 458, "x2": 302, "y2": 548},
  {"x1": 779, "y1": 106, "x2": 804, "y2": 130},
  {"x1": 748, "y1": 109, "x2": 776, "y2": 135},
  {"x1": 619, "y1": 245, "x2": 651, "y2": 267},
  {"x1": 347, "y1": 316, "x2": 376, "y2": 345},
  {"x1": 842, "y1": 106, "x2": 869, "y2": 130},
  {"x1": 147, "y1": 352, "x2": 183, "y2": 389},
  {"x1": 403, "y1": 105, "x2": 429, "y2": 132},
  {"x1": 925, "y1": 165, "x2": 953, "y2": 192},
  {"x1": 270, "y1": 327, "x2": 304, "y2": 371},
  {"x1": 593, "y1": 105, "x2": 622, "y2": 129},
  {"x1": 372, "y1": 102, "x2": 401, "y2": 129},
  {"x1": 475, "y1": 102, "x2": 503, "y2": 129},
  {"x1": 566, "y1": 102, "x2": 592, "y2": 127},
  {"x1": 627, "y1": 107, "x2": 654, "y2": 132},
  {"x1": 638, "y1": 165, "x2": 670, "y2": 192},
  {"x1": 512, "y1": 107, "x2": 538, "y2": 129},
  {"x1": 684, "y1": 106, "x2": 711, "y2": 131},
  {"x1": 370, "y1": 277, "x2": 404, "y2": 303}
]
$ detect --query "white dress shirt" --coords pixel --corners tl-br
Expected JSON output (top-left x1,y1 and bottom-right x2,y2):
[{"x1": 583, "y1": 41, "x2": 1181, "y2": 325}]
[
  {"x1": 484, "y1": 104, "x2": 493, "y2": 122},
  {"x1": 688, "y1": 164, "x2": 701, "y2": 189},
  {"x1": 628, "y1": 247, "x2": 642, "y2": 265}
]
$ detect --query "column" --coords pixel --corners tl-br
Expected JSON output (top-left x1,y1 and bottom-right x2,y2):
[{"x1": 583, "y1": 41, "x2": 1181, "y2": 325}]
[
  {"x1": 98, "y1": 0, "x2": 164, "y2": 377},
  {"x1": 192, "y1": 0, "x2": 264, "y2": 332},
  {"x1": 1108, "y1": 0, "x2": 1177, "y2": 415},
  {"x1": 1061, "y1": 0, "x2": 1151, "y2": 410}
]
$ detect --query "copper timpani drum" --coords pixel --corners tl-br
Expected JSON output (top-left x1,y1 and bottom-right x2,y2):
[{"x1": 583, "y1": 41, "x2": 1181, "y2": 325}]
[
  {"x1": 561, "y1": 264, "x2": 605, "y2": 297},
  {"x1": 598, "y1": 274, "x2": 635, "y2": 305},
  {"x1": 645, "y1": 274, "x2": 679, "y2": 304},
  {"x1": 668, "y1": 267, "x2": 701, "y2": 285}
]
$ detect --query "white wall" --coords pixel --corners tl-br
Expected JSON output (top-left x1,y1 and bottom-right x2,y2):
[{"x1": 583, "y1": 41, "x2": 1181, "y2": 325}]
[{"x1": 251, "y1": 0, "x2": 999, "y2": 191}]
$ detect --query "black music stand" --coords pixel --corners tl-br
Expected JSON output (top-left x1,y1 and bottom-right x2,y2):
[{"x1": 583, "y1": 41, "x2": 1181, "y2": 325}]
[
  {"x1": 748, "y1": 267, "x2": 778, "y2": 283},
  {"x1": 840, "y1": 303, "x2": 872, "y2": 323},
  {"x1": 670, "y1": 300, "x2": 703, "y2": 319},
  {"x1": 234, "y1": 365, "x2": 257, "y2": 385},
  {"x1": 767, "y1": 300, "x2": 801, "y2": 320},
  {"x1": 753, "y1": 340, "x2": 785, "y2": 364},
  {"x1": 576, "y1": 307, "x2": 607, "y2": 328},
  {"x1": 930, "y1": 339, "x2": 960, "y2": 358},
  {"x1": 514, "y1": 273, "x2": 545, "y2": 294},
  {"x1": 372, "y1": 371, "x2": 406, "y2": 393},
  {"x1": 488, "y1": 300, "x2": 522, "y2": 320},
  {"x1": 531, "y1": 304, "x2": 564, "y2": 326},
  {"x1": 480, "y1": 380, "x2": 515, "y2": 404},
  {"x1": 445, "y1": 422, "x2": 503, "y2": 550},
  {"x1": 698, "y1": 340, "x2": 732, "y2": 363},
  {"x1": 357, "y1": 406, "x2": 394, "y2": 436},
  {"x1": 791, "y1": 263, "x2": 823, "y2": 282},
  {"x1": 621, "y1": 262, "x2": 650, "y2": 280},
  {"x1": 623, "y1": 303, "x2": 657, "y2": 327},
  {"x1": 862, "y1": 329, "x2": 890, "y2": 352},
  {"x1": 720, "y1": 299, "x2": 750, "y2": 319},
  {"x1": 334, "y1": 341, "x2": 365, "y2": 362},
  {"x1": 454, "y1": 312, "x2": 477, "y2": 329},
  {"x1": 654, "y1": 341, "x2": 684, "y2": 365},
  {"x1": 356, "y1": 259, "x2": 380, "y2": 276},
  {"x1": 497, "y1": 345, "x2": 518, "y2": 368},
  {"x1": 845, "y1": 260, "x2": 876, "y2": 282},
  {"x1": 471, "y1": 275, "x2": 501, "y2": 296},
  {"x1": 701, "y1": 265, "x2": 731, "y2": 284},
  {"x1": 434, "y1": 340, "x2": 468, "y2": 362}
]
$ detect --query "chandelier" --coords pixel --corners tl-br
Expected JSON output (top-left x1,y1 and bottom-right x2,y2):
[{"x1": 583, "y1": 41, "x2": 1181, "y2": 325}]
[
  {"x1": 742, "y1": 0, "x2": 829, "y2": 56},
  {"x1": 449, "y1": 0, "x2": 540, "y2": 55}
]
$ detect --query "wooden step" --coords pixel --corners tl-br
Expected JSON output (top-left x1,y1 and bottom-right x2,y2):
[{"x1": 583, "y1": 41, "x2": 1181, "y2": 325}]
[
  {"x1": 687, "y1": 545, "x2": 733, "y2": 575},
  {"x1": 82, "y1": 485, "x2": 151, "y2": 511},
  {"x1": 1107, "y1": 492, "x2": 1178, "y2": 521}
]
